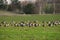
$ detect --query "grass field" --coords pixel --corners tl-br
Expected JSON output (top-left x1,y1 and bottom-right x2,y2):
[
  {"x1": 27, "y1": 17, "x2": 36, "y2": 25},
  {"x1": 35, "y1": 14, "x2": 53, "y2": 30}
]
[{"x1": 0, "y1": 14, "x2": 60, "y2": 40}]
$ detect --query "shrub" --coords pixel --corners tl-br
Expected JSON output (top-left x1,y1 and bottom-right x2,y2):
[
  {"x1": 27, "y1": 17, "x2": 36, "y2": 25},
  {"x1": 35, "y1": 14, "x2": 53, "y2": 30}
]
[
  {"x1": 23, "y1": 3, "x2": 35, "y2": 14},
  {"x1": 44, "y1": 4, "x2": 54, "y2": 14}
]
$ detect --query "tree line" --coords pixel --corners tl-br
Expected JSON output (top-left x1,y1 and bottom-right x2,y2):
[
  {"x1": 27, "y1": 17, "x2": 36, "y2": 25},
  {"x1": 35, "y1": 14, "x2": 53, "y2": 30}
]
[{"x1": 0, "y1": 0, "x2": 54, "y2": 14}]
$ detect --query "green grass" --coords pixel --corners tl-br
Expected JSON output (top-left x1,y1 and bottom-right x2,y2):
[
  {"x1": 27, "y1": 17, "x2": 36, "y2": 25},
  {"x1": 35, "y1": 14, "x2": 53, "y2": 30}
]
[{"x1": 0, "y1": 14, "x2": 60, "y2": 40}]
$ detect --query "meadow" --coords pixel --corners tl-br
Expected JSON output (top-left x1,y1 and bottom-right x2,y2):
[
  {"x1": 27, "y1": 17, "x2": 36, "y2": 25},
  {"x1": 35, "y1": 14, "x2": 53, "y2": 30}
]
[{"x1": 0, "y1": 14, "x2": 60, "y2": 40}]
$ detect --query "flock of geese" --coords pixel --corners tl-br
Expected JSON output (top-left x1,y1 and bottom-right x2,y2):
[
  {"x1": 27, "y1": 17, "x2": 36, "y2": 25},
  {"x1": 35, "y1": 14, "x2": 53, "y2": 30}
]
[{"x1": 0, "y1": 20, "x2": 60, "y2": 27}]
